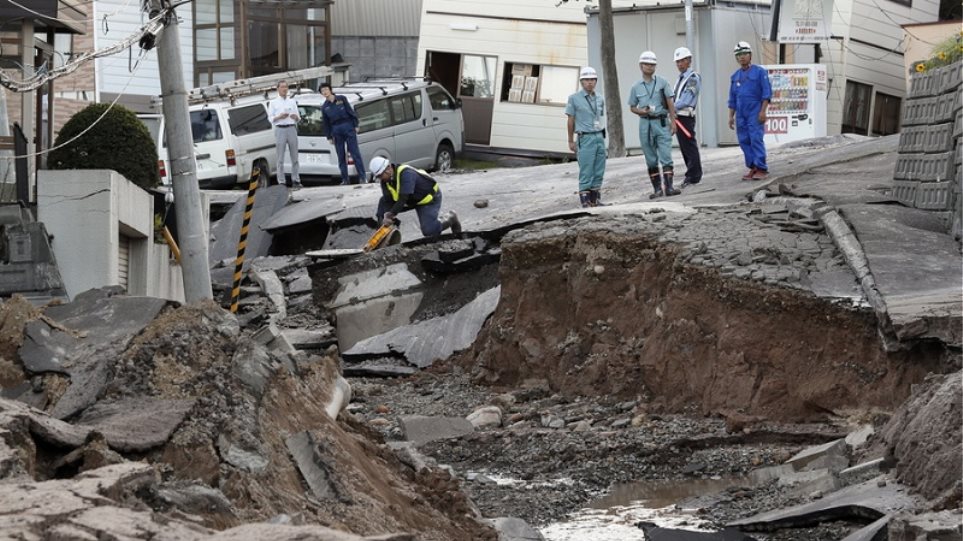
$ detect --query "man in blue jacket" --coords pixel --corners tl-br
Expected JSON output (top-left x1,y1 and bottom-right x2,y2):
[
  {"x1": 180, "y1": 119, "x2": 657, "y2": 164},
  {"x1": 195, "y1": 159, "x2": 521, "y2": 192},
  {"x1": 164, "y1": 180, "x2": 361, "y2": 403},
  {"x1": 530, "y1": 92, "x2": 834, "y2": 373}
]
[
  {"x1": 321, "y1": 83, "x2": 368, "y2": 185},
  {"x1": 728, "y1": 41, "x2": 772, "y2": 181},
  {"x1": 370, "y1": 156, "x2": 461, "y2": 237}
]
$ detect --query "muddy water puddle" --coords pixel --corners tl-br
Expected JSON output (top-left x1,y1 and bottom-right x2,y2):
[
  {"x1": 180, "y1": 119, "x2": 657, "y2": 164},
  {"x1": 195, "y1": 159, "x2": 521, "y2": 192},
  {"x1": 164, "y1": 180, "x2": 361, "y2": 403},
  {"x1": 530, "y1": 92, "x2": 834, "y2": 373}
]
[{"x1": 541, "y1": 476, "x2": 749, "y2": 541}]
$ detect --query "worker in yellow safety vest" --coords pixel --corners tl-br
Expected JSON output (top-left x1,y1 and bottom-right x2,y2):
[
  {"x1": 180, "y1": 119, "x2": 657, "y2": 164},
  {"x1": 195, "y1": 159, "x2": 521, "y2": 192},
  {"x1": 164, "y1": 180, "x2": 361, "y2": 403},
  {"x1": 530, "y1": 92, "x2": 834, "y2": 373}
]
[{"x1": 370, "y1": 156, "x2": 461, "y2": 237}]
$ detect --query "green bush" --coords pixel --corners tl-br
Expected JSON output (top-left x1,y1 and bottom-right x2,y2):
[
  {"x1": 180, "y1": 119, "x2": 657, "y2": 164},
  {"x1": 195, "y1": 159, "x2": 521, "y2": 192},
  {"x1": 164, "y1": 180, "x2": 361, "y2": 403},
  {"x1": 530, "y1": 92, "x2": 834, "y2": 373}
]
[{"x1": 48, "y1": 103, "x2": 159, "y2": 190}]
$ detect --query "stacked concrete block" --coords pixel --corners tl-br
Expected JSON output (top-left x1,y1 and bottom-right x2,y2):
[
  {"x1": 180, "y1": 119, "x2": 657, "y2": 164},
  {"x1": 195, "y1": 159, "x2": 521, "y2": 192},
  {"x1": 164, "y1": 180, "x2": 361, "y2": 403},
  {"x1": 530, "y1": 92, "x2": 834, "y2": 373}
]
[{"x1": 894, "y1": 64, "x2": 963, "y2": 225}]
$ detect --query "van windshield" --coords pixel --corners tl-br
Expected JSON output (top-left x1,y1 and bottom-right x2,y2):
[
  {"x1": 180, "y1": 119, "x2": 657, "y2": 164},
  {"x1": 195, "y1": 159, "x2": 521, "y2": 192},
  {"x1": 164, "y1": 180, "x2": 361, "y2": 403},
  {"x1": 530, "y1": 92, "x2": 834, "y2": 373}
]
[
  {"x1": 190, "y1": 109, "x2": 222, "y2": 143},
  {"x1": 297, "y1": 104, "x2": 326, "y2": 137}
]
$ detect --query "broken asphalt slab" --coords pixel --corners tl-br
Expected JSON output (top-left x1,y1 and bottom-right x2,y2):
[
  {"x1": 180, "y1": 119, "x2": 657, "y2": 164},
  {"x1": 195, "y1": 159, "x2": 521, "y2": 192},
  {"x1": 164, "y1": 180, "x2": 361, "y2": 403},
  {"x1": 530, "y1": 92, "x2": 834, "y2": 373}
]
[
  {"x1": 285, "y1": 431, "x2": 347, "y2": 503},
  {"x1": 260, "y1": 197, "x2": 346, "y2": 232},
  {"x1": 399, "y1": 415, "x2": 474, "y2": 445},
  {"x1": 637, "y1": 524, "x2": 757, "y2": 541},
  {"x1": 728, "y1": 477, "x2": 920, "y2": 531},
  {"x1": 839, "y1": 515, "x2": 889, "y2": 541},
  {"x1": 209, "y1": 185, "x2": 289, "y2": 267},
  {"x1": 342, "y1": 286, "x2": 500, "y2": 368},
  {"x1": 326, "y1": 263, "x2": 422, "y2": 309},
  {"x1": 72, "y1": 398, "x2": 196, "y2": 453}
]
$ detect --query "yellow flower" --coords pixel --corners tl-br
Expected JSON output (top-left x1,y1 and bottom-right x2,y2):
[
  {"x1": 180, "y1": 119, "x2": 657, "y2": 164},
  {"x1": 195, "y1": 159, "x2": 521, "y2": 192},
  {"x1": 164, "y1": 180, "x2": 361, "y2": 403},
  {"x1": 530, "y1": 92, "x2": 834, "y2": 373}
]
[
  {"x1": 938, "y1": 51, "x2": 947, "y2": 60},
  {"x1": 916, "y1": 63, "x2": 926, "y2": 72}
]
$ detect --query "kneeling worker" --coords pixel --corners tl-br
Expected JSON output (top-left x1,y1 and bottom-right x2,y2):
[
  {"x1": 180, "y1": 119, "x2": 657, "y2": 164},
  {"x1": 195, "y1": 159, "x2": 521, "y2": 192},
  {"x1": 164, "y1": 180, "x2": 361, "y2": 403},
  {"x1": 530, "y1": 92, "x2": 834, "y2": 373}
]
[{"x1": 370, "y1": 156, "x2": 461, "y2": 237}]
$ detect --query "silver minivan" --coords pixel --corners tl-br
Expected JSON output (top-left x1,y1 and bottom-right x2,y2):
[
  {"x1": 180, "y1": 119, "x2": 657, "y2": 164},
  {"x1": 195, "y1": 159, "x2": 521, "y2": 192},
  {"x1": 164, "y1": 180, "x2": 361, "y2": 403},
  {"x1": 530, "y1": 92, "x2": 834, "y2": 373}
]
[{"x1": 285, "y1": 80, "x2": 464, "y2": 183}]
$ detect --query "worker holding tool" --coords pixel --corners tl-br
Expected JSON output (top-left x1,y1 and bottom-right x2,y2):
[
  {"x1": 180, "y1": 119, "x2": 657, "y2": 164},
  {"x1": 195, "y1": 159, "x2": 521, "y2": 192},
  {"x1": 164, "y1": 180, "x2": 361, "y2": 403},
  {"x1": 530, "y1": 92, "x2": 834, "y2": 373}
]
[
  {"x1": 370, "y1": 156, "x2": 461, "y2": 238},
  {"x1": 628, "y1": 51, "x2": 680, "y2": 199},
  {"x1": 672, "y1": 47, "x2": 703, "y2": 189}
]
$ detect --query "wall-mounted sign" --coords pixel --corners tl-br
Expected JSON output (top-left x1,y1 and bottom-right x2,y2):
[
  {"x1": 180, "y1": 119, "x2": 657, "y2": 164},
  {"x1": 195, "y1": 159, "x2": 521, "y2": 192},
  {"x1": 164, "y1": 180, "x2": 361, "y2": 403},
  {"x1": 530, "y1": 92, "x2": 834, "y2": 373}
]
[{"x1": 777, "y1": 0, "x2": 833, "y2": 44}]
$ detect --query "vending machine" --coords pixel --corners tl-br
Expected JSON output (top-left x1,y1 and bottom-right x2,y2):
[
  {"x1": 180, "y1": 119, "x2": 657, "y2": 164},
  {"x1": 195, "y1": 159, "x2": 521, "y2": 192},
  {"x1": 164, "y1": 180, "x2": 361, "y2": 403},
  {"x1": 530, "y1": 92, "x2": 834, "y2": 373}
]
[{"x1": 761, "y1": 64, "x2": 828, "y2": 146}]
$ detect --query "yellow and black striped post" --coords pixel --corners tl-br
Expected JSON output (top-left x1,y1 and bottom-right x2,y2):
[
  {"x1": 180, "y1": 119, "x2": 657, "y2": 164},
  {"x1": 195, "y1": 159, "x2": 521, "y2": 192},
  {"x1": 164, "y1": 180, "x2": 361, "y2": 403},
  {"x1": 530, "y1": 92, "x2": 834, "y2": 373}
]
[{"x1": 229, "y1": 167, "x2": 261, "y2": 313}]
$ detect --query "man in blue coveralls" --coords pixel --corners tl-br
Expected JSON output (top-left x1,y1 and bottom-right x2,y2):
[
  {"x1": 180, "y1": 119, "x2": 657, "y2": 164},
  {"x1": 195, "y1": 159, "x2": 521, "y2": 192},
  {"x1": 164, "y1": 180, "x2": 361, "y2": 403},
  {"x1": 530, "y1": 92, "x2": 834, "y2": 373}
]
[
  {"x1": 370, "y1": 156, "x2": 461, "y2": 237},
  {"x1": 565, "y1": 66, "x2": 607, "y2": 207},
  {"x1": 728, "y1": 41, "x2": 772, "y2": 181},
  {"x1": 321, "y1": 83, "x2": 368, "y2": 185},
  {"x1": 628, "y1": 51, "x2": 679, "y2": 199}
]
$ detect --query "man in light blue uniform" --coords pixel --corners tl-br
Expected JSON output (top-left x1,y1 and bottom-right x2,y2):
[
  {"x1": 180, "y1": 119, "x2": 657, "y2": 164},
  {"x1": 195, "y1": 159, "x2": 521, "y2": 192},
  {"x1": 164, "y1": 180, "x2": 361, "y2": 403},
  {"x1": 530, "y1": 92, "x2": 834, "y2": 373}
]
[
  {"x1": 728, "y1": 41, "x2": 772, "y2": 180},
  {"x1": 628, "y1": 51, "x2": 679, "y2": 199},
  {"x1": 565, "y1": 66, "x2": 607, "y2": 207}
]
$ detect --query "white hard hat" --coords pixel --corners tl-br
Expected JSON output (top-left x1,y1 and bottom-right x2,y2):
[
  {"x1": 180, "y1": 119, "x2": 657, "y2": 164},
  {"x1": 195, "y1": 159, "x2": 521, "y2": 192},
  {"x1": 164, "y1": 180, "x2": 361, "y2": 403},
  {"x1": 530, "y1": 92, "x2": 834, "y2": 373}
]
[
  {"x1": 673, "y1": 47, "x2": 693, "y2": 62},
  {"x1": 638, "y1": 51, "x2": 658, "y2": 64},
  {"x1": 369, "y1": 156, "x2": 390, "y2": 177},
  {"x1": 579, "y1": 66, "x2": 598, "y2": 80},
  {"x1": 734, "y1": 41, "x2": 752, "y2": 55}
]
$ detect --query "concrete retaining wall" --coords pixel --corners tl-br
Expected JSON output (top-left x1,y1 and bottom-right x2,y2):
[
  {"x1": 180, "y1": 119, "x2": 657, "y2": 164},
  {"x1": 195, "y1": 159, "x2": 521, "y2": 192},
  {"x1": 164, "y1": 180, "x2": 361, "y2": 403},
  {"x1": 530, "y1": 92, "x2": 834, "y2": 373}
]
[
  {"x1": 37, "y1": 170, "x2": 185, "y2": 302},
  {"x1": 894, "y1": 63, "x2": 963, "y2": 238}
]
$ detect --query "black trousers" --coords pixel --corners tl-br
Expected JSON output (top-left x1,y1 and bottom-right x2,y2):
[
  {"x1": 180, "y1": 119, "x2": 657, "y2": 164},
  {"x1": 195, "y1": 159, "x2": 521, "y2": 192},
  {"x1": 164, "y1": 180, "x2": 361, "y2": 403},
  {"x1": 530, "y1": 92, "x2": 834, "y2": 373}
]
[{"x1": 675, "y1": 116, "x2": 703, "y2": 183}]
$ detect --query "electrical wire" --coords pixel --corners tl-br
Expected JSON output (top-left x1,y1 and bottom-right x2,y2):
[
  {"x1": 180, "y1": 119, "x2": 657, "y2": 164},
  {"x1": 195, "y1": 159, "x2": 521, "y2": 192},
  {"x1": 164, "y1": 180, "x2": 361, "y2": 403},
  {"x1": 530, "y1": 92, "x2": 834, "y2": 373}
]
[
  {"x1": 0, "y1": 48, "x2": 148, "y2": 161},
  {"x1": 0, "y1": 9, "x2": 166, "y2": 92}
]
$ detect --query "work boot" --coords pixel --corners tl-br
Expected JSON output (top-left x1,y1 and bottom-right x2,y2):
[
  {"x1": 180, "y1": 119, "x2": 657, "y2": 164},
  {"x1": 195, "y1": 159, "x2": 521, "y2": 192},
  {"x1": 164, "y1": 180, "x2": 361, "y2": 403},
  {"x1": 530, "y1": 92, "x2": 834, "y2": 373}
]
[
  {"x1": 590, "y1": 189, "x2": 608, "y2": 206},
  {"x1": 741, "y1": 167, "x2": 756, "y2": 181},
  {"x1": 440, "y1": 211, "x2": 462, "y2": 236},
  {"x1": 648, "y1": 176, "x2": 663, "y2": 200},
  {"x1": 664, "y1": 171, "x2": 681, "y2": 196},
  {"x1": 751, "y1": 168, "x2": 769, "y2": 180},
  {"x1": 579, "y1": 191, "x2": 593, "y2": 208}
]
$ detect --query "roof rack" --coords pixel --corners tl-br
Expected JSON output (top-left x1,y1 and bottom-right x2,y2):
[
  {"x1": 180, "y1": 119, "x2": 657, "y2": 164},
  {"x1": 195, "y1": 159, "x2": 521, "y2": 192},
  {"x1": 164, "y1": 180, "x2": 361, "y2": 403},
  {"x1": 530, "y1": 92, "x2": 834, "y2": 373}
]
[{"x1": 152, "y1": 66, "x2": 334, "y2": 108}]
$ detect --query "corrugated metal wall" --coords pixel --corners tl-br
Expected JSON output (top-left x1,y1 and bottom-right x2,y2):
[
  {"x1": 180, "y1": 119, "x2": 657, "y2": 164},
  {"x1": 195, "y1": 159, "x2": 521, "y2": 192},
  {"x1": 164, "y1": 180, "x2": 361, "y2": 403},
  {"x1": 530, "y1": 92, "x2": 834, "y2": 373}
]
[{"x1": 331, "y1": 0, "x2": 423, "y2": 37}]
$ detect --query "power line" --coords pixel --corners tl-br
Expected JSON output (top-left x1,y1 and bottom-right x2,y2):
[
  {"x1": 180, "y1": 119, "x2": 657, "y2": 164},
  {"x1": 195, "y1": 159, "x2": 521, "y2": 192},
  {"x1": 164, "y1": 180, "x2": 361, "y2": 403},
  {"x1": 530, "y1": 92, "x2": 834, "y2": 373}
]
[
  {"x1": 0, "y1": 8, "x2": 166, "y2": 92},
  {"x1": 0, "y1": 50, "x2": 147, "y2": 161}
]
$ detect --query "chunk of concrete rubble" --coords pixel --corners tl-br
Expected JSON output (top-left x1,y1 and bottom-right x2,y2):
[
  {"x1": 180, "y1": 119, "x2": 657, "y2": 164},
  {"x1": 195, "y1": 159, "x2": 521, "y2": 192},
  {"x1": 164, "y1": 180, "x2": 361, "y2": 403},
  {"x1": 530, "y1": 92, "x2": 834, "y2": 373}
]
[
  {"x1": 250, "y1": 269, "x2": 286, "y2": 322},
  {"x1": 421, "y1": 250, "x2": 500, "y2": 274},
  {"x1": 156, "y1": 481, "x2": 236, "y2": 518},
  {"x1": 838, "y1": 515, "x2": 888, "y2": 541},
  {"x1": 286, "y1": 431, "x2": 346, "y2": 502},
  {"x1": 335, "y1": 292, "x2": 424, "y2": 351},
  {"x1": 749, "y1": 464, "x2": 795, "y2": 485},
  {"x1": 252, "y1": 324, "x2": 297, "y2": 354},
  {"x1": 844, "y1": 424, "x2": 874, "y2": 449},
  {"x1": 486, "y1": 516, "x2": 545, "y2": 540},
  {"x1": 467, "y1": 406, "x2": 503, "y2": 429},
  {"x1": 209, "y1": 184, "x2": 289, "y2": 266},
  {"x1": 325, "y1": 376, "x2": 352, "y2": 420},
  {"x1": 777, "y1": 468, "x2": 840, "y2": 495},
  {"x1": 728, "y1": 476, "x2": 920, "y2": 531},
  {"x1": 281, "y1": 328, "x2": 336, "y2": 350},
  {"x1": 343, "y1": 287, "x2": 500, "y2": 368},
  {"x1": 887, "y1": 509, "x2": 963, "y2": 541},
  {"x1": 260, "y1": 197, "x2": 346, "y2": 232},
  {"x1": 399, "y1": 415, "x2": 474, "y2": 445},
  {"x1": 839, "y1": 458, "x2": 885, "y2": 484},
  {"x1": 72, "y1": 398, "x2": 196, "y2": 453},
  {"x1": 786, "y1": 438, "x2": 849, "y2": 472},
  {"x1": 637, "y1": 524, "x2": 757, "y2": 540},
  {"x1": 217, "y1": 434, "x2": 269, "y2": 473},
  {"x1": 387, "y1": 441, "x2": 438, "y2": 472},
  {"x1": 231, "y1": 339, "x2": 277, "y2": 396},
  {"x1": 341, "y1": 362, "x2": 417, "y2": 378},
  {"x1": 327, "y1": 263, "x2": 422, "y2": 309},
  {"x1": 288, "y1": 273, "x2": 313, "y2": 295}
]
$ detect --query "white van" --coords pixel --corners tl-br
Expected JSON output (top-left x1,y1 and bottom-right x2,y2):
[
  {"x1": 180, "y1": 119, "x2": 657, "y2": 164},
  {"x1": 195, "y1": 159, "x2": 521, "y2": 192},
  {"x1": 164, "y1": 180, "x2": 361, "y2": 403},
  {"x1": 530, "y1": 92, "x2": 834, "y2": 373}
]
[
  {"x1": 149, "y1": 91, "x2": 314, "y2": 189},
  {"x1": 284, "y1": 80, "x2": 463, "y2": 184}
]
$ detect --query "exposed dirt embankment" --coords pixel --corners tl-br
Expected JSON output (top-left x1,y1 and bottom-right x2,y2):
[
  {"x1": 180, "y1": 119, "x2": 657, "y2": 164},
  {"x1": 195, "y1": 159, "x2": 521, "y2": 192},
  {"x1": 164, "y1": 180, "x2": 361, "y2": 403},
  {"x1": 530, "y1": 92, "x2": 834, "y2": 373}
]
[{"x1": 466, "y1": 218, "x2": 947, "y2": 421}]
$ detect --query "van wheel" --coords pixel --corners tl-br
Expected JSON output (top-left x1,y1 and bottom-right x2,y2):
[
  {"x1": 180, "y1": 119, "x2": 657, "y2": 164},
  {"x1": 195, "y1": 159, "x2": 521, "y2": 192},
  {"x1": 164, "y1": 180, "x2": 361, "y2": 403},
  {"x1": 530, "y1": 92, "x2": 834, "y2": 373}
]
[{"x1": 434, "y1": 143, "x2": 454, "y2": 173}]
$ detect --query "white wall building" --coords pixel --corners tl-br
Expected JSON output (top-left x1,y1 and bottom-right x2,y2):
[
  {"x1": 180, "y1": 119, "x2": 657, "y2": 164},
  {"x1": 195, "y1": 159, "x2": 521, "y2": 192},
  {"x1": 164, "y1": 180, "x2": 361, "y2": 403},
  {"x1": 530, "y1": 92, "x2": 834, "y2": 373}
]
[{"x1": 416, "y1": 0, "x2": 641, "y2": 156}]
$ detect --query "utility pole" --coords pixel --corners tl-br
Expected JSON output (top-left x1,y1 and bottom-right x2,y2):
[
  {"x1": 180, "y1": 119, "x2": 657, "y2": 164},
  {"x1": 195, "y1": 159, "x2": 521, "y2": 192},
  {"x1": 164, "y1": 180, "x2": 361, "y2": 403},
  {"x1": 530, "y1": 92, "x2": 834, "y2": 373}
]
[
  {"x1": 150, "y1": 0, "x2": 212, "y2": 302},
  {"x1": 598, "y1": 0, "x2": 625, "y2": 157},
  {"x1": 684, "y1": 0, "x2": 695, "y2": 55}
]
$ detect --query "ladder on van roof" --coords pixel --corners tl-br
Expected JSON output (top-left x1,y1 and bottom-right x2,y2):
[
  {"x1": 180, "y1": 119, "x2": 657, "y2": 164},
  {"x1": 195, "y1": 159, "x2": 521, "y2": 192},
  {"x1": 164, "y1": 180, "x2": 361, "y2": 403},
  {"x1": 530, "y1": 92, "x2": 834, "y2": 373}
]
[{"x1": 153, "y1": 66, "x2": 335, "y2": 108}]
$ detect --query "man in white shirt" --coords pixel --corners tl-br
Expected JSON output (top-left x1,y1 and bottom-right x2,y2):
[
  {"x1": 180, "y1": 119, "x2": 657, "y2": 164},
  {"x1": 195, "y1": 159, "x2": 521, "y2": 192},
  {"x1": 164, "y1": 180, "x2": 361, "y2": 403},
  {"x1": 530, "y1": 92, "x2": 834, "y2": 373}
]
[{"x1": 268, "y1": 81, "x2": 301, "y2": 189}]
